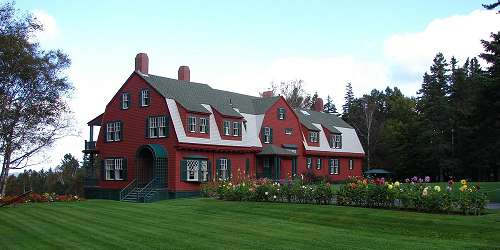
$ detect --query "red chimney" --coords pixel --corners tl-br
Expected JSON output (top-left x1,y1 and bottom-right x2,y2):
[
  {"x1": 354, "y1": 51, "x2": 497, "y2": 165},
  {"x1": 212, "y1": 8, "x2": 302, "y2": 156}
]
[
  {"x1": 178, "y1": 66, "x2": 190, "y2": 81},
  {"x1": 135, "y1": 53, "x2": 149, "y2": 74},
  {"x1": 262, "y1": 91, "x2": 273, "y2": 98},
  {"x1": 313, "y1": 98, "x2": 324, "y2": 112}
]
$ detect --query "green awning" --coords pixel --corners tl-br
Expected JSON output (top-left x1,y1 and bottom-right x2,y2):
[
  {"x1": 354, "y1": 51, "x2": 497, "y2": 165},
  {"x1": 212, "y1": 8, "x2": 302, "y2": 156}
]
[
  {"x1": 139, "y1": 144, "x2": 167, "y2": 158},
  {"x1": 257, "y1": 145, "x2": 297, "y2": 156}
]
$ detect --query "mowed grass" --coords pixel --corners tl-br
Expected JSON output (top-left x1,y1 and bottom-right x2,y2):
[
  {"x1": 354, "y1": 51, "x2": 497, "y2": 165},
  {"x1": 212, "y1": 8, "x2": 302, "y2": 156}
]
[{"x1": 0, "y1": 199, "x2": 499, "y2": 250}]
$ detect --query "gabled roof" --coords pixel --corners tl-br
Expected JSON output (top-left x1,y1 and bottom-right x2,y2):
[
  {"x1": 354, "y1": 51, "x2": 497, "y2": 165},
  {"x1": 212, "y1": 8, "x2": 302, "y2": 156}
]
[
  {"x1": 294, "y1": 109, "x2": 352, "y2": 133},
  {"x1": 138, "y1": 73, "x2": 280, "y2": 117}
]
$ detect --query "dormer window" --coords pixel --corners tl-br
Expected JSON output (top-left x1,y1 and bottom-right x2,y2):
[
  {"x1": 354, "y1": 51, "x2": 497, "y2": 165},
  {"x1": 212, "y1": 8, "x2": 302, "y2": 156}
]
[
  {"x1": 199, "y1": 117, "x2": 208, "y2": 133},
  {"x1": 278, "y1": 107, "x2": 286, "y2": 120},
  {"x1": 121, "y1": 93, "x2": 130, "y2": 109},
  {"x1": 223, "y1": 121, "x2": 231, "y2": 135},
  {"x1": 188, "y1": 116, "x2": 197, "y2": 132},
  {"x1": 333, "y1": 134, "x2": 342, "y2": 149},
  {"x1": 233, "y1": 122, "x2": 240, "y2": 136},
  {"x1": 309, "y1": 131, "x2": 319, "y2": 143},
  {"x1": 140, "y1": 89, "x2": 150, "y2": 107}
]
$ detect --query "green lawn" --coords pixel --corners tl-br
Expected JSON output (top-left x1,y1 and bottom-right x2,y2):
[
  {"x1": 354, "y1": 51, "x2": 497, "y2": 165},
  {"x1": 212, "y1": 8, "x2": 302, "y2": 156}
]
[{"x1": 1, "y1": 199, "x2": 499, "y2": 249}]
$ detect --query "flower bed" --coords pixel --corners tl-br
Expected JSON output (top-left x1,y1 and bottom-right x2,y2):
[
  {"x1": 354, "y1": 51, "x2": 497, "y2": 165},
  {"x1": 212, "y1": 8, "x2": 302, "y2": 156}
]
[
  {"x1": 1, "y1": 193, "x2": 83, "y2": 205},
  {"x1": 201, "y1": 177, "x2": 488, "y2": 215}
]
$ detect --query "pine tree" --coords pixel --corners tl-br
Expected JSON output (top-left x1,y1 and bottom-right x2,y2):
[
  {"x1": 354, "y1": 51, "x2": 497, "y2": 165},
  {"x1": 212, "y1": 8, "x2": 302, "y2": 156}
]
[
  {"x1": 323, "y1": 95, "x2": 337, "y2": 113},
  {"x1": 342, "y1": 82, "x2": 354, "y2": 119}
]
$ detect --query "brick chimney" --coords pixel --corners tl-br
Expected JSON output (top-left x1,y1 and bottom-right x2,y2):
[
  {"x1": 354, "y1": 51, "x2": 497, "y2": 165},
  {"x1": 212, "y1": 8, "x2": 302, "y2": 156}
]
[
  {"x1": 135, "y1": 53, "x2": 149, "y2": 74},
  {"x1": 178, "y1": 66, "x2": 190, "y2": 81},
  {"x1": 261, "y1": 91, "x2": 273, "y2": 98},
  {"x1": 313, "y1": 98, "x2": 324, "y2": 112}
]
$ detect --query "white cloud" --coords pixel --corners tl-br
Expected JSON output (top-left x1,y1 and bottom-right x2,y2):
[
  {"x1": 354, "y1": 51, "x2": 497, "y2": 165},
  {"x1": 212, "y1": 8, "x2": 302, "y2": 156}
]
[
  {"x1": 384, "y1": 10, "x2": 499, "y2": 77},
  {"x1": 32, "y1": 10, "x2": 59, "y2": 41}
]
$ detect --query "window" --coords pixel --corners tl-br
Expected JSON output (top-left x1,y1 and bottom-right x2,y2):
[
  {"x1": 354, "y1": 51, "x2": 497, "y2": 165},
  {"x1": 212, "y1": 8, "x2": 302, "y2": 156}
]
[
  {"x1": 148, "y1": 116, "x2": 167, "y2": 138},
  {"x1": 188, "y1": 116, "x2": 197, "y2": 132},
  {"x1": 140, "y1": 89, "x2": 150, "y2": 107},
  {"x1": 306, "y1": 157, "x2": 312, "y2": 169},
  {"x1": 329, "y1": 159, "x2": 339, "y2": 175},
  {"x1": 218, "y1": 158, "x2": 230, "y2": 181},
  {"x1": 182, "y1": 158, "x2": 210, "y2": 182},
  {"x1": 121, "y1": 93, "x2": 130, "y2": 109},
  {"x1": 309, "y1": 131, "x2": 319, "y2": 143},
  {"x1": 104, "y1": 158, "x2": 126, "y2": 180},
  {"x1": 199, "y1": 117, "x2": 208, "y2": 134},
  {"x1": 333, "y1": 134, "x2": 342, "y2": 149},
  {"x1": 106, "y1": 121, "x2": 122, "y2": 142},
  {"x1": 278, "y1": 107, "x2": 286, "y2": 120},
  {"x1": 223, "y1": 121, "x2": 231, "y2": 135},
  {"x1": 233, "y1": 122, "x2": 240, "y2": 136},
  {"x1": 349, "y1": 159, "x2": 354, "y2": 170},
  {"x1": 316, "y1": 158, "x2": 322, "y2": 169},
  {"x1": 284, "y1": 128, "x2": 293, "y2": 135},
  {"x1": 186, "y1": 159, "x2": 199, "y2": 181},
  {"x1": 262, "y1": 127, "x2": 273, "y2": 143}
]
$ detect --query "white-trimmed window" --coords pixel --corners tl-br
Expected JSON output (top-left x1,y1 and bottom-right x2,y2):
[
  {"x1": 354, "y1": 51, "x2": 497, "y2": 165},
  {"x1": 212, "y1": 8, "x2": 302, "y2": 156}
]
[
  {"x1": 121, "y1": 93, "x2": 130, "y2": 109},
  {"x1": 309, "y1": 131, "x2": 319, "y2": 143},
  {"x1": 263, "y1": 127, "x2": 271, "y2": 143},
  {"x1": 201, "y1": 160, "x2": 209, "y2": 182},
  {"x1": 199, "y1": 117, "x2": 208, "y2": 134},
  {"x1": 306, "y1": 157, "x2": 312, "y2": 169},
  {"x1": 105, "y1": 158, "x2": 125, "y2": 180},
  {"x1": 333, "y1": 134, "x2": 342, "y2": 149},
  {"x1": 223, "y1": 121, "x2": 231, "y2": 135},
  {"x1": 316, "y1": 158, "x2": 322, "y2": 169},
  {"x1": 186, "y1": 159, "x2": 199, "y2": 181},
  {"x1": 106, "y1": 121, "x2": 122, "y2": 142},
  {"x1": 149, "y1": 117, "x2": 158, "y2": 138},
  {"x1": 278, "y1": 107, "x2": 286, "y2": 120},
  {"x1": 233, "y1": 122, "x2": 240, "y2": 136},
  {"x1": 188, "y1": 116, "x2": 197, "y2": 132},
  {"x1": 158, "y1": 116, "x2": 167, "y2": 137},
  {"x1": 329, "y1": 159, "x2": 339, "y2": 175},
  {"x1": 284, "y1": 128, "x2": 292, "y2": 135},
  {"x1": 147, "y1": 116, "x2": 167, "y2": 138},
  {"x1": 349, "y1": 159, "x2": 354, "y2": 170},
  {"x1": 140, "y1": 89, "x2": 150, "y2": 107},
  {"x1": 219, "y1": 158, "x2": 229, "y2": 180}
]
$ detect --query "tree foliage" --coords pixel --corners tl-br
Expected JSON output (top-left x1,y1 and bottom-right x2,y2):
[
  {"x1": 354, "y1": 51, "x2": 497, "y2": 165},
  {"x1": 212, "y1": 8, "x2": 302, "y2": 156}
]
[
  {"x1": 323, "y1": 95, "x2": 338, "y2": 114},
  {"x1": 0, "y1": 2, "x2": 73, "y2": 196}
]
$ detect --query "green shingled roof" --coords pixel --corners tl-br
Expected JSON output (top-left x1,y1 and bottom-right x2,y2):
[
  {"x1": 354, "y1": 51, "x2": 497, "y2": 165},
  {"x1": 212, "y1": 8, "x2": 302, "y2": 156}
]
[
  {"x1": 294, "y1": 109, "x2": 352, "y2": 133},
  {"x1": 138, "y1": 73, "x2": 279, "y2": 116},
  {"x1": 257, "y1": 145, "x2": 297, "y2": 156}
]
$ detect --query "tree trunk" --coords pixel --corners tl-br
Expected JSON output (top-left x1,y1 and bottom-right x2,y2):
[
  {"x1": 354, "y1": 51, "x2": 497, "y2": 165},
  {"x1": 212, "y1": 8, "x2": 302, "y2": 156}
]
[{"x1": 0, "y1": 150, "x2": 12, "y2": 197}]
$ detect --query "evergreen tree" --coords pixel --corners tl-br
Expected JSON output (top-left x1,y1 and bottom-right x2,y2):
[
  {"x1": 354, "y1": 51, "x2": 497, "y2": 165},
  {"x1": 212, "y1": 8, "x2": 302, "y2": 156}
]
[
  {"x1": 342, "y1": 82, "x2": 354, "y2": 119},
  {"x1": 323, "y1": 95, "x2": 337, "y2": 113}
]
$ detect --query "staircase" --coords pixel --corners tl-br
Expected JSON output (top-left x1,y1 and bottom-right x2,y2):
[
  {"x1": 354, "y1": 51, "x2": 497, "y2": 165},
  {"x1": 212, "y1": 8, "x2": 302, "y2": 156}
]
[{"x1": 120, "y1": 178, "x2": 161, "y2": 203}]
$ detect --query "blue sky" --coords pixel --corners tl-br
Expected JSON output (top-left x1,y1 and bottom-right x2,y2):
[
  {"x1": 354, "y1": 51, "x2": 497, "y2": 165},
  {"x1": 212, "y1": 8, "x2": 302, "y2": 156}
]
[{"x1": 11, "y1": 0, "x2": 499, "y2": 171}]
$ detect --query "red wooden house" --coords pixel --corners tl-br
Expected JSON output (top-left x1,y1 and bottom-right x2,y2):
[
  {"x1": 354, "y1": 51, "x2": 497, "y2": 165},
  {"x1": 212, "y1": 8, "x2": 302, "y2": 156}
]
[{"x1": 83, "y1": 53, "x2": 364, "y2": 202}]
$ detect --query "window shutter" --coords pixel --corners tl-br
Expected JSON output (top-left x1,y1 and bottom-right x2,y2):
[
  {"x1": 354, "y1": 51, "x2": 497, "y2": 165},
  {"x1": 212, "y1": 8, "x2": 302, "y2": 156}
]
[
  {"x1": 123, "y1": 158, "x2": 128, "y2": 180},
  {"x1": 198, "y1": 160, "x2": 203, "y2": 182},
  {"x1": 180, "y1": 160, "x2": 187, "y2": 181},
  {"x1": 120, "y1": 93, "x2": 123, "y2": 109},
  {"x1": 145, "y1": 117, "x2": 149, "y2": 138},
  {"x1": 283, "y1": 109, "x2": 286, "y2": 119},
  {"x1": 260, "y1": 127, "x2": 265, "y2": 142},
  {"x1": 206, "y1": 118, "x2": 210, "y2": 134},
  {"x1": 126, "y1": 93, "x2": 130, "y2": 107},
  {"x1": 104, "y1": 124, "x2": 107, "y2": 142},
  {"x1": 339, "y1": 135, "x2": 342, "y2": 148},
  {"x1": 139, "y1": 91, "x2": 143, "y2": 107},
  {"x1": 119, "y1": 121, "x2": 123, "y2": 140},
  {"x1": 227, "y1": 159, "x2": 232, "y2": 179},
  {"x1": 277, "y1": 108, "x2": 280, "y2": 119},
  {"x1": 328, "y1": 136, "x2": 333, "y2": 148},
  {"x1": 216, "y1": 158, "x2": 221, "y2": 179},
  {"x1": 269, "y1": 128, "x2": 273, "y2": 143},
  {"x1": 165, "y1": 116, "x2": 169, "y2": 137},
  {"x1": 100, "y1": 160, "x2": 105, "y2": 180},
  {"x1": 207, "y1": 160, "x2": 212, "y2": 181},
  {"x1": 237, "y1": 122, "x2": 241, "y2": 136}
]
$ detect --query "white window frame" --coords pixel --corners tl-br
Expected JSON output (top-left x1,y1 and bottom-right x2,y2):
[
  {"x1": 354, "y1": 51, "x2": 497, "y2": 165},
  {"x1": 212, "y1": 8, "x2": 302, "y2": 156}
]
[
  {"x1": 199, "y1": 117, "x2": 208, "y2": 134},
  {"x1": 188, "y1": 116, "x2": 197, "y2": 133},
  {"x1": 306, "y1": 157, "x2": 312, "y2": 169},
  {"x1": 329, "y1": 159, "x2": 339, "y2": 175},
  {"x1": 105, "y1": 159, "x2": 114, "y2": 180},
  {"x1": 114, "y1": 158, "x2": 124, "y2": 180},
  {"x1": 223, "y1": 121, "x2": 231, "y2": 135},
  {"x1": 106, "y1": 123, "x2": 115, "y2": 141},
  {"x1": 114, "y1": 122, "x2": 121, "y2": 141},
  {"x1": 219, "y1": 158, "x2": 228, "y2": 181},
  {"x1": 149, "y1": 117, "x2": 158, "y2": 138},
  {"x1": 122, "y1": 93, "x2": 129, "y2": 109},
  {"x1": 316, "y1": 158, "x2": 321, "y2": 169},
  {"x1": 105, "y1": 158, "x2": 124, "y2": 180},
  {"x1": 278, "y1": 108, "x2": 285, "y2": 120},
  {"x1": 284, "y1": 128, "x2": 292, "y2": 135},
  {"x1": 310, "y1": 131, "x2": 319, "y2": 143},
  {"x1": 141, "y1": 89, "x2": 149, "y2": 107},
  {"x1": 263, "y1": 127, "x2": 271, "y2": 144},
  {"x1": 186, "y1": 159, "x2": 200, "y2": 181},
  {"x1": 158, "y1": 116, "x2": 167, "y2": 137},
  {"x1": 233, "y1": 122, "x2": 239, "y2": 136},
  {"x1": 333, "y1": 134, "x2": 342, "y2": 149},
  {"x1": 349, "y1": 159, "x2": 353, "y2": 170}
]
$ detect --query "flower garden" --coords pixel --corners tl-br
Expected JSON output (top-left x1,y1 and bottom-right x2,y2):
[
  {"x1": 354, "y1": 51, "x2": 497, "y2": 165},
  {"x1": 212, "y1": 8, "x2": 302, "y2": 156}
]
[
  {"x1": 0, "y1": 192, "x2": 83, "y2": 204},
  {"x1": 201, "y1": 176, "x2": 488, "y2": 215}
]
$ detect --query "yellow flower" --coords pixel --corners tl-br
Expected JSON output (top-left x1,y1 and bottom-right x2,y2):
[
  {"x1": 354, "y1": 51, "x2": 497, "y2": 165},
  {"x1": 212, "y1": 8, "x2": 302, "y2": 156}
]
[
  {"x1": 394, "y1": 181, "x2": 400, "y2": 187},
  {"x1": 460, "y1": 179, "x2": 467, "y2": 185},
  {"x1": 434, "y1": 186, "x2": 441, "y2": 192},
  {"x1": 388, "y1": 184, "x2": 393, "y2": 190},
  {"x1": 459, "y1": 185, "x2": 467, "y2": 192}
]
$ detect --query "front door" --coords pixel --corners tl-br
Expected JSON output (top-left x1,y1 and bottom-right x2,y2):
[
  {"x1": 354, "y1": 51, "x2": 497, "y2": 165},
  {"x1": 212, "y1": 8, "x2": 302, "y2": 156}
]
[
  {"x1": 263, "y1": 157, "x2": 273, "y2": 179},
  {"x1": 136, "y1": 147, "x2": 154, "y2": 187}
]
